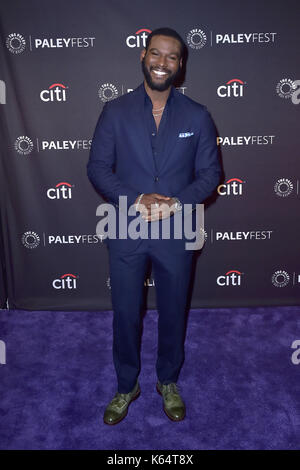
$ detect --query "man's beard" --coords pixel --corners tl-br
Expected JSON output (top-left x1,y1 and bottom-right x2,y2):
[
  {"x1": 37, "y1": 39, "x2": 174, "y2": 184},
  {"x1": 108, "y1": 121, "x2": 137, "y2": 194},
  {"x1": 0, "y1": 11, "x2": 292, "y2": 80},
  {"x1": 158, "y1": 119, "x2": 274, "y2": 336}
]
[{"x1": 141, "y1": 57, "x2": 180, "y2": 91}]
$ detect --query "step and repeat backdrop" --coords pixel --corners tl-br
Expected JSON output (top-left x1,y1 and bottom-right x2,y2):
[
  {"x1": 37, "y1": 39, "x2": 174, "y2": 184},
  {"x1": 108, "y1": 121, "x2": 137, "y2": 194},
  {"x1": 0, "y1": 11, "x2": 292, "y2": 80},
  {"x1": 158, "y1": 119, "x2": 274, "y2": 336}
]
[{"x1": 0, "y1": 0, "x2": 299, "y2": 310}]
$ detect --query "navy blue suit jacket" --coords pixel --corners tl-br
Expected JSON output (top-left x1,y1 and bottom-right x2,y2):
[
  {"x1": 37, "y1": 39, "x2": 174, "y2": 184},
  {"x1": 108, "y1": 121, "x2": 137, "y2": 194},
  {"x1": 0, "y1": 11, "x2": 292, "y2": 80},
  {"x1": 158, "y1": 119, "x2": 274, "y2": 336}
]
[{"x1": 87, "y1": 83, "x2": 221, "y2": 251}]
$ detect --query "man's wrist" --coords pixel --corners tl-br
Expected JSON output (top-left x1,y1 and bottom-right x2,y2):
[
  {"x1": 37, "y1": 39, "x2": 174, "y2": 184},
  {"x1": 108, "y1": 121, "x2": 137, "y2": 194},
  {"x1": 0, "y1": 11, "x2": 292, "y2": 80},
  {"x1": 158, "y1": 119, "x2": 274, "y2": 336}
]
[{"x1": 172, "y1": 197, "x2": 182, "y2": 212}]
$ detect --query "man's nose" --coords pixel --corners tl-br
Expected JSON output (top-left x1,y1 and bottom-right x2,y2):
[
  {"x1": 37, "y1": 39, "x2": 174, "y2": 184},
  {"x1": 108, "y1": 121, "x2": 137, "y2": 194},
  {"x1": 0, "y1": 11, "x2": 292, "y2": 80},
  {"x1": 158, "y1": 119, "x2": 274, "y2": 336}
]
[{"x1": 158, "y1": 55, "x2": 168, "y2": 68}]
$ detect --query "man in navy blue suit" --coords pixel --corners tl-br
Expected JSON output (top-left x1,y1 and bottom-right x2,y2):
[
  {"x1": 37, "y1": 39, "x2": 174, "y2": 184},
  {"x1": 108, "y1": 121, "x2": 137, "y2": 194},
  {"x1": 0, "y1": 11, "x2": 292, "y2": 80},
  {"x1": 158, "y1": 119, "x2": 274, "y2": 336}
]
[{"x1": 87, "y1": 27, "x2": 221, "y2": 424}]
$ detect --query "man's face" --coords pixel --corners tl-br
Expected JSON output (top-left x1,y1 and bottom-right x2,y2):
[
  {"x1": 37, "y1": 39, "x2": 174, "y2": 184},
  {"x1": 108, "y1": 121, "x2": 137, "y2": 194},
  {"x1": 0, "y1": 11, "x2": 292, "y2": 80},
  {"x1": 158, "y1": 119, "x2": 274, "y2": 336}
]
[{"x1": 141, "y1": 35, "x2": 183, "y2": 92}]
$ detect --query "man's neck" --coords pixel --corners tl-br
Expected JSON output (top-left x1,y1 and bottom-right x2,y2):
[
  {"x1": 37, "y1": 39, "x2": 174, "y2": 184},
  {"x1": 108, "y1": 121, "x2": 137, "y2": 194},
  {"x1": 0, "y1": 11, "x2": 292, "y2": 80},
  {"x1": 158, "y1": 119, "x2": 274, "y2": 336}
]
[{"x1": 144, "y1": 80, "x2": 171, "y2": 107}]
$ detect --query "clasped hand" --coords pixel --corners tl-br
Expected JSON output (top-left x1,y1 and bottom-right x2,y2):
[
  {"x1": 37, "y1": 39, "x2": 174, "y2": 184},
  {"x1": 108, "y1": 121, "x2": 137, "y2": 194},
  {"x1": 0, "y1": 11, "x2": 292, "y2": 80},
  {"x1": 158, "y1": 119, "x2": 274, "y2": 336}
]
[{"x1": 135, "y1": 193, "x2": 177, "y2": 222}]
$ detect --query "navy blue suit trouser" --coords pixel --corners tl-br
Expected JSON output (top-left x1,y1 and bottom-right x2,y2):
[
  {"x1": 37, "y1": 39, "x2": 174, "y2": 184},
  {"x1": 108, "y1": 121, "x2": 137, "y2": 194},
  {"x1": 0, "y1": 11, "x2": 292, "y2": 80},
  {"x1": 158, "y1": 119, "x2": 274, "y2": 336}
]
[{"x1": 108, "y1": 239, "x2": 194, "y2": 393}]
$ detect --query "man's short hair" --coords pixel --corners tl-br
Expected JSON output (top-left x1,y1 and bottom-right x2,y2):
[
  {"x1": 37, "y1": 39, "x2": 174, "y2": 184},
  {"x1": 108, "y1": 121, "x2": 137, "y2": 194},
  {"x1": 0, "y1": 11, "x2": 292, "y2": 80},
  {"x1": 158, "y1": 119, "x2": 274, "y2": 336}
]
[{"x1": 145, "y1": 27, "x2": 185, "y2": 58}]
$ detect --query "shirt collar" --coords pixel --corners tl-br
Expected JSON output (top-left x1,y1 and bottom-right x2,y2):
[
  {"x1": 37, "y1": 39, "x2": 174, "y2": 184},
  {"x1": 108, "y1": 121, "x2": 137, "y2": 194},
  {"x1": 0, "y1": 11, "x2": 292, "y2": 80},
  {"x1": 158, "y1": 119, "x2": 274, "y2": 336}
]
[{"x1": 142, "y1": 82, "x2": 175, "y2": 106}]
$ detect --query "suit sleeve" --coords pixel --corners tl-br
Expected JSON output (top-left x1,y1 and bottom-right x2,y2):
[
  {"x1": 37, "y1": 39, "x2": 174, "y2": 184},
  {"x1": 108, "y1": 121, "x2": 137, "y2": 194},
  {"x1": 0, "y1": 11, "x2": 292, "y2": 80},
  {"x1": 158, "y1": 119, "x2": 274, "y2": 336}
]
[
  {"x1": 175, "y1": 107, "x2": 221, "y2": 205},
  {"x1": 87, "y1": 103, "x2": 140, "y2": 207}
]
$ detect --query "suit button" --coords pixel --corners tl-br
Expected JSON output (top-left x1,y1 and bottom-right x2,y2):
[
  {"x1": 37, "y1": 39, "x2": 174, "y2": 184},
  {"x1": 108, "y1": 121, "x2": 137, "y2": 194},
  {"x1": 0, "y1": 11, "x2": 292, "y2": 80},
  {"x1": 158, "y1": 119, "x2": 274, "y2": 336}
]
[{"x1": 154, "y1": 176, "x2": 159, "y2": 182}]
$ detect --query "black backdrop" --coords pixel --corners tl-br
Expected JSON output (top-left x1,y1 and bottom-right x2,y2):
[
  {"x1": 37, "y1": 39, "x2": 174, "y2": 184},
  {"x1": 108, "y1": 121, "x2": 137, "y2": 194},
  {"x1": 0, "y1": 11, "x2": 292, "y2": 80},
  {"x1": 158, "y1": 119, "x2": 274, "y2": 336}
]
[{"x1": 0, "y1": 0, "x2": 299, "y2": 310}]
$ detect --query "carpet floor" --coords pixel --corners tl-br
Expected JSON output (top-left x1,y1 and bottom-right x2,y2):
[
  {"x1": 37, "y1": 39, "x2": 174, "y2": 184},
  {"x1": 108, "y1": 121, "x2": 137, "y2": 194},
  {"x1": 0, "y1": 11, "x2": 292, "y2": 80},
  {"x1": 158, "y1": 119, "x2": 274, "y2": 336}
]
[{"x1": 0, "y1": 306, "x2": 299, "y2": 450}]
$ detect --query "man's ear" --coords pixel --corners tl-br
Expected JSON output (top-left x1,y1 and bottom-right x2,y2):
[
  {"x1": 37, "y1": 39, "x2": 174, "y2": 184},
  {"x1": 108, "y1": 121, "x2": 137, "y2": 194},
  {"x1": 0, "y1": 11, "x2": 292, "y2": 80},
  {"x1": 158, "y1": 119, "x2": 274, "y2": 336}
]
[
  {"x1": 140, "y1": 48, "x2": 146, "y2": 62},
  {"x1": 179, "y1": 57, "x2": 183, "y2": 68}
]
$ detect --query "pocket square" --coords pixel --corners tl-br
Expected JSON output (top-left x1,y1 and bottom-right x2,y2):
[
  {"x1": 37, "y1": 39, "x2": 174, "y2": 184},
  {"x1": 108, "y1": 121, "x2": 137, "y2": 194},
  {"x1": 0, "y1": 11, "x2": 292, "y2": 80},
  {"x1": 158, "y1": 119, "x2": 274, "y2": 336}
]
[{"x1": 178, "y1": 132, "x2": 194, "y2": 138}]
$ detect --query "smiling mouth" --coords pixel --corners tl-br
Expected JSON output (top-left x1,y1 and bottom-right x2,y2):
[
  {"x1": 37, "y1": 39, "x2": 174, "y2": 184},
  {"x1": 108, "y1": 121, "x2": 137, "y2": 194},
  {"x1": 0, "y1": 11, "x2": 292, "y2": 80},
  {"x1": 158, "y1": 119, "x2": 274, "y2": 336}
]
[{"x1": 151, "y1": 69, "x2": 169, "y2": 77}]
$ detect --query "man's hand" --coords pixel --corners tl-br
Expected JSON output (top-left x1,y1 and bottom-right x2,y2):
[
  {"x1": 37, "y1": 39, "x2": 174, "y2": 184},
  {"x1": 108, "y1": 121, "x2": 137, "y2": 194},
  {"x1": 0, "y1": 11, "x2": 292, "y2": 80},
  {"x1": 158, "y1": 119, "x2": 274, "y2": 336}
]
[{"x1": 135, "y1": 193, "x2": 177, "y2": 222}]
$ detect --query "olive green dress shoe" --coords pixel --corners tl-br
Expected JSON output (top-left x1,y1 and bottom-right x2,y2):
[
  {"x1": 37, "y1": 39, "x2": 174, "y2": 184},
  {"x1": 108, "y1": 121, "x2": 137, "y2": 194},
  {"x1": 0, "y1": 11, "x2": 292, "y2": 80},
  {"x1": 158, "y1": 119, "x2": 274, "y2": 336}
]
[
  {"x1": 103, "y1": 382, "x2": 140, "y2": 425},
  {"x1": 156, "y1": 382, "x2": 185, "y2": 421}
]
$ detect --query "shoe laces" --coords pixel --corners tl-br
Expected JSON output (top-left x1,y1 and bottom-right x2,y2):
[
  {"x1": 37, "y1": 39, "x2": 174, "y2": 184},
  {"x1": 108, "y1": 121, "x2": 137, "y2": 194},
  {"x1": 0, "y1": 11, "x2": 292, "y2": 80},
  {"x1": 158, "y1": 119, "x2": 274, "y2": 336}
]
[
  {"x1": 164, "y1": 383, "x2": 179, "y2": 396},
  {"x1": 112, "y1": 393, "x2": 128, "y2": 408}
]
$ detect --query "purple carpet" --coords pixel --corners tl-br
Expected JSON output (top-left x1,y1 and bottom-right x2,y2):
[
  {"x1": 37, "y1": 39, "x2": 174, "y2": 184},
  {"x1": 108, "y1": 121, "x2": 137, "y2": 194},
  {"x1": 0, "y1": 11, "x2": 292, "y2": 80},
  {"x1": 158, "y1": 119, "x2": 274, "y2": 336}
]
[{"x1": 0, "y1": 306, "x2": 299, "y2": 450}]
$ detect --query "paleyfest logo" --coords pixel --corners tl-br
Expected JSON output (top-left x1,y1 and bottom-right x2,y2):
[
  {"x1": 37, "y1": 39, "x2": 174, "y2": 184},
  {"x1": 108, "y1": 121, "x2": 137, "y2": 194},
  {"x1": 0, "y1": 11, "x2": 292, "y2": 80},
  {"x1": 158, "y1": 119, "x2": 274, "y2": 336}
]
[
  {"x1": 6, "y1": 33, "x2": 26, "y2": 53},
  {"x1": 276, "y1": 78, "x2": 300, "y2": 105},
  {"x1": 6, "y1": 33, "x2": 95, "y2": 53},
  {"x1": 272, "y1": 270, "x2": 290, "y2": 288},
  {"x1": 14, "y1": 136, "x2": 34, "y2": 155},
  {"x1": 21, "y1": 231, "x2": 40, "y2": 249},
  {"x1": 186, "y1": 28, "x2": 277, "y2": 49},
  {"x1": 98, "y1": 83, "x2": 119, "y2": 102},
  {"x1": 274, "y1": 178, "x2": 294, "y2": 197},
  {"x1": 97, "y1": 83, "x2": 187, "y2": 102},
  {"x1": 186, "y1": 29, "x2": 207, "y2": 49}
]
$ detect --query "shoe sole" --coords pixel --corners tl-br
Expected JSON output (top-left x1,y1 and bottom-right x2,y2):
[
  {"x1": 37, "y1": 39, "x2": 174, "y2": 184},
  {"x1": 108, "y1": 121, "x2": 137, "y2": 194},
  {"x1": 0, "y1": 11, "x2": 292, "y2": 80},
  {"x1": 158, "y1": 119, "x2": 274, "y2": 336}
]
[
  {"x1": 103, "y1": 387, "x2": 141, "y2": 425},
  {"x1": 156, "y1": 384, "x2": 185, "y2": 422}
]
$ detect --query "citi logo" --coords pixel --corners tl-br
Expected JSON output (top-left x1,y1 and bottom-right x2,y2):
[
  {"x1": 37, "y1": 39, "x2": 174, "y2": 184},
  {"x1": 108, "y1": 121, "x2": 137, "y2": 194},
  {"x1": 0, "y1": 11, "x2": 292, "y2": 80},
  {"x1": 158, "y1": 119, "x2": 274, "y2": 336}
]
[
  {"x1": 217, "y1": 270, "x2": 243, "y2": 286},
  {"x1": 217, "y1": 178, "x2": 245, "y2": 196},
  {"x1": 47, "y1": 182, "x2": 73, "y2": 199},
  {"x1": 40, "y1": 83, "x2": 68, "y2": 102},
  {"x1": 217, "y1": 79, "x2": 246, "y2": 98},
  {"x1": 126, "y1": 28, "x2": 151, "y2": 48},
  {"x1": 52, "y1": 273, "x2": 78, "y2": 290}
]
